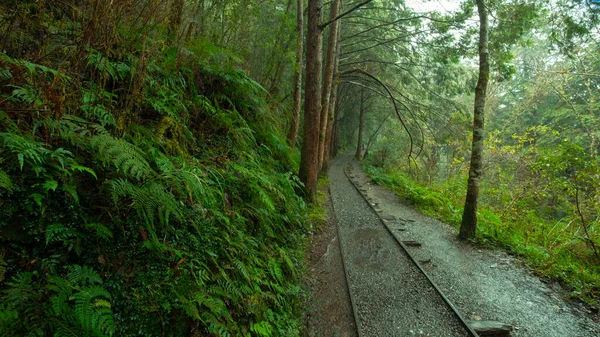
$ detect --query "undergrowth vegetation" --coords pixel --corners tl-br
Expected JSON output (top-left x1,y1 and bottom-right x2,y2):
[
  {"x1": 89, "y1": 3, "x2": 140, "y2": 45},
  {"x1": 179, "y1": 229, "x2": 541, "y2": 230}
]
[
  {"x1": 0, "y1": 1, "x2": 309, "y2": 336},
  {"x1": 307, "y1": 177, "x2": 330, "y2": 229},
  {"x1": 363, "y1": 141, "x2": 600, "y2": 304}
]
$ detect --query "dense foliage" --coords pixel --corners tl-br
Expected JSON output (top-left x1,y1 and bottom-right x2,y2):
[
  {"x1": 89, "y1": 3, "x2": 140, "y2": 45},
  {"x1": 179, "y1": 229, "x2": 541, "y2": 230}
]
[
  {"x1": 2, "y1": 0, "x2": 599, "y2": 334},
  {"x1": 0, "y1": 1, "x2": 309, "y2": 336}
]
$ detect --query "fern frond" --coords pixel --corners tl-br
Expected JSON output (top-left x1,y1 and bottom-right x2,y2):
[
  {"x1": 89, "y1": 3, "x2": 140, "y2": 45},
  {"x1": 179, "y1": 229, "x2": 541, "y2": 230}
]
[
  {"x1": 87, "y1": 51, "x2": 130, "y2": 81},
  {"x1": 45, "y1": 223, "x2": 80, "y2": 246},
  {"x1": 87, "y1": 105, "x2": 116, "y2": 127},
  {"x1": 108, "y1": 179, "x2": 183, "y2": 229},
  {"x1": 269, "y1": 259, "x2": 283, "y2": 284},
  {"x1": 49, "y1": 288, "x2": 70, "y2": 316},
  {"x1": 146, "y1": 86, "x2": 187, "y2": 121},
  {"x1": 45, "y1": 266, "x2": 115, "y2": 336},
  {"x1": 0, "y1": 67, "x2": 12, "y2": 81},
  {"x1": 70, "y1": 165, "x2": 97, "y2": 179},
  {"x1": 90, "y1": 123, "x2": 110, "y2": 135},
  {"x1": 0, "y1": 303, "x2": 19, "y2": 334},
  {"x1": 85, "y1": 223, "x2": 113, "y2": 240},
  {"x1": 0, "y1": 54, "x2": 72, "y2": 82},
  {"x1": 92, "y1": 306, "x2": 115, "y2": 336},
  {"x1": 233, "y1": 259, "x2": 250, "y2": 282},
  {"x1": 67, "y1": 265, "x2": 103, "y2": 286},
  {"x1": 33, "y1": 116, "x2": 86, "y2": 145},
  {"x1": 7, "y1": 85, "x2": 43, "y2": 105},
  {"x1": 251, "y1": 321, "x2": 273, "y2": 337},
  {"x1": 0, "y1": 132, "x2": 49, "y2": 169},
  {"x1": 81, "y1": 87, "x2": 117, "y2": 127},
  {"x1": 278, "y1": 247, "x2": 296, "y2": 278},
  {"x1": 201, "y1": 311, "x2": 232, "y2": 337},
  {"x1": 0, "y1": 109, "x2": 18, "y2": 132},
  {"x1": 90, "y1": 134, "x2": 154, "y2": 180},
  {"x1": 0, "y1": 169, "x2": 13, "y2": 190}
]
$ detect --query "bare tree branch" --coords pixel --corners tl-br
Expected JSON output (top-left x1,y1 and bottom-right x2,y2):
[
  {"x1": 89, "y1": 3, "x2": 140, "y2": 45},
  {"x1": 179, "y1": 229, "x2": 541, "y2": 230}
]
[
  {"x1": 320, "y1": 0, "x2": 375, "y2": 29},
  {"x1": 340, "y1": 69, "x2": 415, "y2": 160}
]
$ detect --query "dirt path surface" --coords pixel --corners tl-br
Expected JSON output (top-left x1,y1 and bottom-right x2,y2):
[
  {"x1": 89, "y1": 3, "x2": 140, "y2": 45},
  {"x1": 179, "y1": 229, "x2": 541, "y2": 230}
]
[
  {"x1": 346, "y1": 157, "x2": 600, "y2": 337},
  {"x1": 328, "y1": 154, "x2": 472, "y2": 337},
  {"x1": 304, "y1": 180, "x2": 358, "y2": 337}
]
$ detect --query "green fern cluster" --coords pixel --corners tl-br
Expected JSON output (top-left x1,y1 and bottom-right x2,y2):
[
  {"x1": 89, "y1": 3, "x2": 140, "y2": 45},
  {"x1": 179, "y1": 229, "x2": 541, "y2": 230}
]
[
  {"x1": 91, "y1": 134, "x2": 155, "y2": 180},
  {"x1": 1, "y1": 266, "x2": 114, "y2": 337},
  {"x1": 1, "y1": 24, "x2": 309, "y2": 337}
]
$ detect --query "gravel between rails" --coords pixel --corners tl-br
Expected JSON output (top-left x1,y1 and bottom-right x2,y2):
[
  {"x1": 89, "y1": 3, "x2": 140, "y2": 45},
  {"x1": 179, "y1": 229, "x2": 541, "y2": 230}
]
[{"x1": 329, "y1": 153, "x2": 472, "y2": 337}]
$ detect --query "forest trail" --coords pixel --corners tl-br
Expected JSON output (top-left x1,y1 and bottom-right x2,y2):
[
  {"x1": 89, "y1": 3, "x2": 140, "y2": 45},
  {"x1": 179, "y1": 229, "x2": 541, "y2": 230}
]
[
  {"x1": 327, "y1": 153, "x2": 600, "y2": 337},
  {"x1": 328, "y1": 153, "x2": 473, "y2": 336}
]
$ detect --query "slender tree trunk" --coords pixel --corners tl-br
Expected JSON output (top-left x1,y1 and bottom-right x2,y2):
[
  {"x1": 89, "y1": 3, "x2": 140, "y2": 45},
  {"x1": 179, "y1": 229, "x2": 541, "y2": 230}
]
[
  {"x1": 318, "y1": 0, "x2": 341, "y2": 170},
  {"x1": 332, "y1": 121, "x2": 339, "y2": 157},
  {"x1": 355, "y1": 87, "x2": 365, "y2": 161},
  {"x1": 299, "y1": 0, "x2": 323, "y2": 201},
  {"x1": 364, "y1": 112, "x2": 391, "y2": 159},
  {"x1": 459, "y1": 0, "x2": 489, "y2": 241},
  {"x1": 288, "y1": 0, "x2": 304, "y2": 151},
  {"x1": 322, "y1": 69, "x2": 339, "y2": 172},
  {"x1": 322, "y1": 23, "x2": 341, "y2": 172}
]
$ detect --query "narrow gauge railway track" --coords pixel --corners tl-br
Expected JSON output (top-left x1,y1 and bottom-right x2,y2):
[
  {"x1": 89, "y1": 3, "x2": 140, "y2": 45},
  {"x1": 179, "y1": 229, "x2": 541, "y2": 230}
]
[{"x1": 329, "y1": 154, "x2": 478, "y2": 337}]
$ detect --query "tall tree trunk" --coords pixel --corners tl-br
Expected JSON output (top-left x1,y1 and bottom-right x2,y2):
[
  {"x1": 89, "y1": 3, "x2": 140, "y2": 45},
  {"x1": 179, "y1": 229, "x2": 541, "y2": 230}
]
[
  {"x1": 355, "y1": 87, "x2": 365, "y2": 161},
  {"x1": 298, "y1": 0, "x2": 323, "y2": 201},
  {"x1": 332, "y1": 121, "x2": 339, "y2": 157},
  {"x1": 322, "y1": 73, "x2": 339, "y2": 172},
  {"x1": 322, "y1": 24, "x2": 341, "y2": 173},
  {"x1": 459, "y1": 0, "x2": 489, "y2": 241},
  {"x1": 288, "y1": 0, "x2": 304, "y2": 151},
  {"x1": 318, "y1": 0, "x2": 341, "y2": 170}
]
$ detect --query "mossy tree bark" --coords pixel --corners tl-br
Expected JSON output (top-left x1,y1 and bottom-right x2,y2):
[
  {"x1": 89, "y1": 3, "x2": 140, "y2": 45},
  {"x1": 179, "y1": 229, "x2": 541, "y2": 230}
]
[
  {"x1": 299, "y1": 0, "x2": 323, "y2": 201},
  {"x1": 459, "y1": 0, "x2": 489, "y2": 240}
]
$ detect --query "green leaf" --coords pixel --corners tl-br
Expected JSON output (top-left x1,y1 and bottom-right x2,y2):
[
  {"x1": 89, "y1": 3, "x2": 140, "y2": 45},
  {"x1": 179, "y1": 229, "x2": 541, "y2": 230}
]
[
  {"x1": 43, "y1": 179, "x2": 58, "y2": 191},
  {"x1": 62, "y1": 184, "x2": 79, "y2": 204},
  {"x1": 85, "y1": 223, "x2": 113, "y2": 240},
  {"x1": 94, "y1": 299, "x2": 111, "y2": 309},
  {"x1": 71, "y1": 165, "x2": 97, "y2": 179},
  {"x1": 0, "y1": 170, "x2": 12, "y2": 191},
  {"x1": 30, "y1": 193, "x2": 44, "y2": 207},
  {"x1": 17, "y1": 153, "x2": 24, "y2": 170},
  {"x1": 250, "y1": 321, "x2": 273, "y2": 337}
]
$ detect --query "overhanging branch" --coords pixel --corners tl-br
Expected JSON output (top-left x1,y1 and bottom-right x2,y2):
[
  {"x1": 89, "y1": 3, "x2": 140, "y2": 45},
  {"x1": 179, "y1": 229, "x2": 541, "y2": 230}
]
[
  {"x1": 340, "y1": 69, "x2": 415, "y2": 160},
  {"x1": 320, "y1": 0, "x2": 375, "y2": 29}
]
